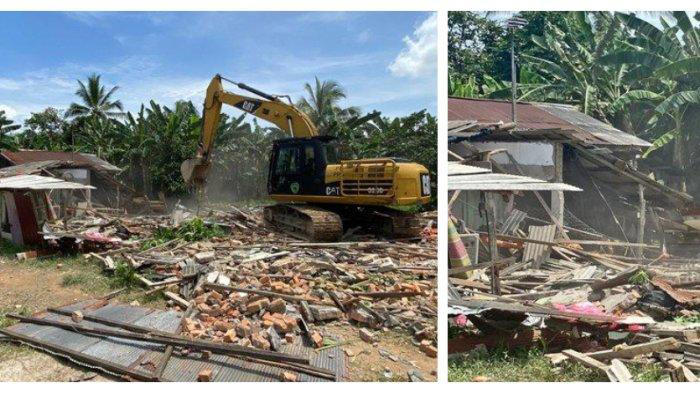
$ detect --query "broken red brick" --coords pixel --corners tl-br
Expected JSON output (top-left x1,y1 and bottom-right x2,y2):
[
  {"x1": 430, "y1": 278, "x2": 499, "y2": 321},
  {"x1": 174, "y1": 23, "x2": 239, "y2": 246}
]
[
  {"x1": 197, "y1": 368, "x2": 213, "y2": 382},
  {"x1": 279, "y1": 371, "x2": 297, "y2": 382},
  {"x1": 310, "y1": 331, "x2": 323, "y2": 348},
  {"x1": 251, "y1": 333, "x2": 271, "y2": 350}
]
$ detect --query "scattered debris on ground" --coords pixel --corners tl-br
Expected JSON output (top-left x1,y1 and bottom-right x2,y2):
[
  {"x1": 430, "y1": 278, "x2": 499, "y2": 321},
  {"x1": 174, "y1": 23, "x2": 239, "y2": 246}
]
[
  {"x1": 1, "y1": 204, "x2": 437, "y2": 382},
  {"x1": 448, "y1": 208, "x2": 700, "y2": 382}
]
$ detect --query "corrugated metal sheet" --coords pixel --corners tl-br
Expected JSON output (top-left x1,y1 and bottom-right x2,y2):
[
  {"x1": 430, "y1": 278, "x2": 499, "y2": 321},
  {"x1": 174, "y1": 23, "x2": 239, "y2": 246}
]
[
  {"x1": 0, "y1": 175, "x2": 95, "y2": 190},
  {"x1": 0, "y1": 160, "x2": 66, "y2": 178},
  {"x1": 448, "y1": 163, "x2": 581, "y2": 192},
  {"x1": 522, "y1": 224, "x2": 557, "y2": 268},
  {"x1": 448, "y1": 97, "x2": 650, "y2": 148},
  {"x1": 534, "y1": 102, "x2": 651, "y2": 148},
  {"x1": 1, "y1": 150, "x2": 121, "y2": 172},
  {"x1": 4, "y1": 301, "x2": 345, "y2": 382}
]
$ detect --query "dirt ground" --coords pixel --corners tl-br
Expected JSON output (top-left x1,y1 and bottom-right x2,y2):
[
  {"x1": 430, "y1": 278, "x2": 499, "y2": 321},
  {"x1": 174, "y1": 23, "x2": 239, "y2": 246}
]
[
  {"x1": 0, "y1": 256, "x2": 435, "y2": 382},
  {"x1": 322, "y1": 324, "x2": 437, "y2": 381},
  {"x1": 0, "y1": 257, "x2": 116, "y2": 381}
]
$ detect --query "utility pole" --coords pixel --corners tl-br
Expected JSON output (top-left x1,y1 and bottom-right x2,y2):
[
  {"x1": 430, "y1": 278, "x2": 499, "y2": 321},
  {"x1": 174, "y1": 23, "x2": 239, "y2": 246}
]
[{"x1": 505, "y1": 16, "x2": 528, "y2": 123}]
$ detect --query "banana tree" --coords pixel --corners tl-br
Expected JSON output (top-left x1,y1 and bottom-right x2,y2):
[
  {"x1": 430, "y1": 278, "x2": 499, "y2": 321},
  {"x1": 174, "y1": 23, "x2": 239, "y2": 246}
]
[
  {"x1": 601, "y1": 12, "x2": 700, "y2": 188},
  {"x1": 520, "y1": 12, "x2": 633, "y2": 125}
]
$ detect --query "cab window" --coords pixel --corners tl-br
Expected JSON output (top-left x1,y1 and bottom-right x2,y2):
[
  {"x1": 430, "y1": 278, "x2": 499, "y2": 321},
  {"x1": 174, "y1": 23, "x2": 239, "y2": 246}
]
[
  {"x1": 323, "y1": 144, "x2": 339, "y2": 164},
  {"x1": 275, "y1": 146, "x2": 301, "y2": 175},
  {"x1": 304, "y1": 146, "x2": 316, "y2": 173}
]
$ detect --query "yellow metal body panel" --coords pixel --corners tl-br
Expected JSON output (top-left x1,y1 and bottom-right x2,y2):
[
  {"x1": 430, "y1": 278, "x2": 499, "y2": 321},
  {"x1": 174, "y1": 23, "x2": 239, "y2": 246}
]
[{"x1": 271, "y1": 158, "x2": 431, "y2": 207}]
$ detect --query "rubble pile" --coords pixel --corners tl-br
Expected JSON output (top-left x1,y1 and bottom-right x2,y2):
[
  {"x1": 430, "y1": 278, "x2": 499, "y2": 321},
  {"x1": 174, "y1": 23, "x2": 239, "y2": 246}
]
[
  {"x1": 25, "y1": 204, "x2": 438, "y2": 374},
  {"x1": 449, "y1": 218, "x2": 700, "y2": 382}
]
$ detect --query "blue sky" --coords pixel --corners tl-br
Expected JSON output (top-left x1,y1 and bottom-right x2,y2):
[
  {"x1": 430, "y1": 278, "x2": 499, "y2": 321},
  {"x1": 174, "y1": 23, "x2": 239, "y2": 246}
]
[{"x1": 0, "y1": 11, "x2": 436, "y2": 125}]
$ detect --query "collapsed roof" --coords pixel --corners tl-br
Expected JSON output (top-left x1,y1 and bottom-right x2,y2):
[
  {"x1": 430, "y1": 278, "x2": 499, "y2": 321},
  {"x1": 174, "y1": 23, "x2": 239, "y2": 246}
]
[
  {"x1": 448, "y1": 97, "x2": 651, "y2": 149},
  {"x1": 0, "y1": 150, "x2": 122, "y2": 173}
]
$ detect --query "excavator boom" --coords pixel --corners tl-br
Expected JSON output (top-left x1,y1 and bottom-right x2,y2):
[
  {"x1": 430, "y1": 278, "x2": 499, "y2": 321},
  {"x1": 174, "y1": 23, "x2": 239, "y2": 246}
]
[{"x1": 181, "y1": 74, "x2": 317, "y2": 187}]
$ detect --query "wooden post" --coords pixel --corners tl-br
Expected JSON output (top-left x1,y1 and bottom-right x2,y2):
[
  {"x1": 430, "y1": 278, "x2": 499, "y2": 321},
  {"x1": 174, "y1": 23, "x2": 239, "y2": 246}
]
[
  {"x1": 637, "y1": 184, "x2": 646, "y2": 259},
  {"x1": 551, "y1": 142, "x2": 565, "y2": 234},
  {"x1": 485, "y1": 192, "x2": 501, "y2": 295}
]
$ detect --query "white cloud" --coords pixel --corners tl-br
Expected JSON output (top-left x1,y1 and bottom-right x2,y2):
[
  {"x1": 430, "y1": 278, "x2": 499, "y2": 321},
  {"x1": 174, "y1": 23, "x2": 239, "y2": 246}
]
[
  {"x1": 356, "y1": 29, "x2": 371, "y2": 43},
  {"x1": 388, "y1": 13, "x2": 437, "y2": 78},
  {"x1": 0, "y1": 105, "x2": 18, "y2": 120},
  {"x1": 0, "y1": 78, "x2": 23, "y2": 90}
]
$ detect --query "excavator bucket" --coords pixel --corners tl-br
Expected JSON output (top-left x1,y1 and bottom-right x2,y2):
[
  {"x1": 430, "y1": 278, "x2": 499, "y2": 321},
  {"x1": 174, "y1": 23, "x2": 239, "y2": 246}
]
[{"x1": 180, "y1": 158, "x2": 210, "y2": 186}]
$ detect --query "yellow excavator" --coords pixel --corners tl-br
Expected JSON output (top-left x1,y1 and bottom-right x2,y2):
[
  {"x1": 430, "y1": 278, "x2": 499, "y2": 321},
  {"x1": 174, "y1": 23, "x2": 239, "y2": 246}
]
[{"x1": 181, "y1": 74, "x2": 431, "y2": 241}]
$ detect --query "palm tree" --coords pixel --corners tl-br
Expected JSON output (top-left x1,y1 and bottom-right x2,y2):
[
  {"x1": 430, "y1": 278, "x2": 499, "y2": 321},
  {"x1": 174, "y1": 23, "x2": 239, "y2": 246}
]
[
  {"x1": 66, "y1": 73, "x2": 125, "y2": 121},
  {"x1": 0, "y1": 110, "x2": 20, "y2": 150},
  {"x1": 296, "y1": 77, "x2": 359, "y2": 135}
]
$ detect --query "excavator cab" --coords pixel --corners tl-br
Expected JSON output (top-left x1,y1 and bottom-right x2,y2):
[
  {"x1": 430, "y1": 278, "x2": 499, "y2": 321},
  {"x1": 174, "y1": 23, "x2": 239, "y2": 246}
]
[{"x1": 268, "y1": 136, "x2": 337, "y2": 196}]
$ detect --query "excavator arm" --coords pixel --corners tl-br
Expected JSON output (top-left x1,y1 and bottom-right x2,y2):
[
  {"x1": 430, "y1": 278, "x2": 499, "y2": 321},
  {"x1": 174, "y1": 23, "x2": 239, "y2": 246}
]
[{"x1": 181, "y1": 74, "x2": 318, "y2": 188}]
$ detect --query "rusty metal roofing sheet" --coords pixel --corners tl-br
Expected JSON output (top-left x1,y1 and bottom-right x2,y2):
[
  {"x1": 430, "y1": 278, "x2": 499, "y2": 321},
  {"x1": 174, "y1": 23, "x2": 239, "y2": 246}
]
[
  {"x1": 1, "y1": 150, "x2": 121, "y2": 172},
  {"x1": 448, "y1": 97, "x2": 650, "y2": 148},
  {"x1": 0, "y1": 160, "x2": 66, "y2": 178},
  {"x1": 3, "y1": 301, "x2": 345, "y2": 382}
]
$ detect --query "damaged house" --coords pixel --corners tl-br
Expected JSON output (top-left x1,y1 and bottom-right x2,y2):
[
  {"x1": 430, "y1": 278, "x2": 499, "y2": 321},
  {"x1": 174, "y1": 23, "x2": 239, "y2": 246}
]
[
  {"x1": 448, "y1": 97, "x2": 695, "y2": 257},
  {"x1": 0, "y1": 174, "x2": 93, "y2": 245},
  {"x1": 0, "y1": 150, "x2": 128, "y2": 208}
]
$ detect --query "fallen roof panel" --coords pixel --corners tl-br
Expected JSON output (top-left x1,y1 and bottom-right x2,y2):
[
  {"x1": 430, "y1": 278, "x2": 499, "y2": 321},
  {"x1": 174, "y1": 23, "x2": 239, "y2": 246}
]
[
  {"x1": 1, "y1": 300, "x2": 346, "y2": 382},
  {"x1": 0, "y1": 175, "x2": 95, "y2": 190},
  {"x1": 448, "y1": 163, "x2": 581, "y2": 192},
  {"x1": 448, "y1": 97, "x2": 651, "y2": 148}
]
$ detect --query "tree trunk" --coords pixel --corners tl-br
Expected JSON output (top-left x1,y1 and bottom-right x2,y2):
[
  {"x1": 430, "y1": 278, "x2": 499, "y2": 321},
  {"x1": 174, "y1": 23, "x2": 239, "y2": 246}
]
[{"x1": 672, "y1": 111, "x2": 686, "y2": 192}]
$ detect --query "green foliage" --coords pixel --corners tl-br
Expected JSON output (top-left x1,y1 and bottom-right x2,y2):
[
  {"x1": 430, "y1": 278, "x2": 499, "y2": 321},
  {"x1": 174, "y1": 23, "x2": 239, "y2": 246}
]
[
  {"x1": 111, "y1": 262, "x2": 139, "y2": 289},
  {"x1": 0, "y1": 110, "x2": 20, "y2": 150},
  {"x1": 674, "y1": 314, "x2": 700, "y2": 324},
  {"x1": 148, "y1": 217, "x2": 225, "y2": 248},
  {"x1": 11, "y1": 74, "x2": 435, "y2": 203},
  {"x1": 449, "y1": 11, "x2": 700, "y2": 193},
  {"x1": 629, "y1": 270, "x2": 650, "y2": 285},
  {"x1": 0, "y1": 239, "x2": 25, "y2": 257}
]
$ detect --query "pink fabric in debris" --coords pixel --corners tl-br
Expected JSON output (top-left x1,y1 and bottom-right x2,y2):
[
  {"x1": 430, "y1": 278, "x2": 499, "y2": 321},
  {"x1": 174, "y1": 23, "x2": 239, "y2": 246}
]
[
  {"x1": 454, "y1": 314, "x2": 468, "y2": 327},
  {"x1": 83, "y1": 232, "x2": 120, "y2": 243},
  {"x1": 552, "y1": 301, "x2": 606, "y2": 316}
]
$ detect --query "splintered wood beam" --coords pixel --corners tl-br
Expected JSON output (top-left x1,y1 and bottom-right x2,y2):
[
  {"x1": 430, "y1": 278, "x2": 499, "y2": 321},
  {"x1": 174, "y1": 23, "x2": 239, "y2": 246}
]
[
  {"x1": 484, "y1": 192, "x2": 501, "y2": 295},
  {"x1": 562, "y1": 349, "x2": 620, "y2": 382},
  {"x1": 587, "y1": 337, "x2": 680, "y2": 361}
]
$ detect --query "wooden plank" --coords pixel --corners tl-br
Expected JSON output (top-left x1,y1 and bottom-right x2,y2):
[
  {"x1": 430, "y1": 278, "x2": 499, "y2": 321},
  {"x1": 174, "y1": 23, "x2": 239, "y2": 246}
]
[
  {"x1": 485, "y1": 192, "x2": 500, "y2": 295},
  {"x1": 562, "y1": 349, "x2": 618, "y2": 382},
  {"x1": 588, "y1": 338, "x2": 680, "y2": 361},
  {"x1": 609, "y1": 359, "x2": 633, "y2": 382}
]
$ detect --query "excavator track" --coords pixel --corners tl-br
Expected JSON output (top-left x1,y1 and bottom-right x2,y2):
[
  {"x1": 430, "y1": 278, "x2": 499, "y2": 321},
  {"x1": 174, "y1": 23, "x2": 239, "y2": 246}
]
[
  {"x1": 368, "y1": 207, "x2": 424, "y2": 238},
  {"x1": 264, "y1": 204, "x2": 343, "y2": 242}
]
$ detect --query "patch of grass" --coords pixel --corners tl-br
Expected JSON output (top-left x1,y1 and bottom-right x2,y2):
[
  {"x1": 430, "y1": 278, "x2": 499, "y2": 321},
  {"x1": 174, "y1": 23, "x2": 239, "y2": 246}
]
[
  {"x1": 448, "y1": 347, "x2": 665, "y2": 382},
  {"x1": 0, "y1": 239, "x2": 25, "y2": 257},
  {"x1": 0, "y1": 341, "x2": 34, "y2": 363},
  {"x1": 60, "y1": 272, "x2": 91, "y2": 287},
  {"x1": 0, "y1": 305, "x2": 32, "y2": 329}
]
